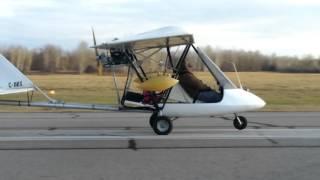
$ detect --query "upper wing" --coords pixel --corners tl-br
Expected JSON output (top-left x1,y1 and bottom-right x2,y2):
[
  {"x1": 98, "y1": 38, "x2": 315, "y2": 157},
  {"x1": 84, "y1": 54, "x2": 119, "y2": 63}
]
[
  {"x1": 0, "y1": 54, "x2": 34, "y2": 95},
  {"x1": 95, "y1": 26, "x2": 194, "y2": 50}
]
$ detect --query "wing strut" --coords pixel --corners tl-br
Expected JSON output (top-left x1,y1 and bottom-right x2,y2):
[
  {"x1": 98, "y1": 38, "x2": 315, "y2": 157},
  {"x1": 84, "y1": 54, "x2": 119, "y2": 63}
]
[
  {"x1": 33, "y1": 85, "x2": 57, "y2": 102},
  {"x1": 111, "y1": 65, "x2": 121, "y2": 106}
]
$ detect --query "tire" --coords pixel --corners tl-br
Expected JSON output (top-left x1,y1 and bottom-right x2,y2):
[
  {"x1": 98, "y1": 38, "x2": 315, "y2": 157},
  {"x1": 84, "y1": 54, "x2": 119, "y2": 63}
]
[
  {"x1": 149, "y1": 112, "x2": 158, "y2": 128},
  {"x1": 152, "y1": 116, "x2": 172, "y2": 135},
  {"x1": 233, "y1": 116, "x2": 247, "y2": 130}
]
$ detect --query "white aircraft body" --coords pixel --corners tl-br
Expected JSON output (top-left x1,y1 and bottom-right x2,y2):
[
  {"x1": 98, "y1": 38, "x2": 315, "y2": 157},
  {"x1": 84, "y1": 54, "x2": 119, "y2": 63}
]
[{"x1": 0, "y1": 27, "x2": 265, "y2": 135}]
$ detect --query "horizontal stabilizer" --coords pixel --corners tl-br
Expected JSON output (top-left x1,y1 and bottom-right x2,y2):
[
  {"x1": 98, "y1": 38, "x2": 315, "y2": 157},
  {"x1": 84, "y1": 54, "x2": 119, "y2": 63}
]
[{"x1": 0, "y1": 54, "x2": 34, "y2": 95}]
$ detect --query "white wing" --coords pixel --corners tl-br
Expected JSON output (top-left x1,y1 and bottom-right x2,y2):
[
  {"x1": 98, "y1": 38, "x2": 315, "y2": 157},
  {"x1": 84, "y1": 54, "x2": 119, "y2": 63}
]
[
  {"x1": 0, "y1": 54, "x2": 34, "y2": 95},
  {"x1": 95, "y1": 26, "x2": 194, "y2": 50}
]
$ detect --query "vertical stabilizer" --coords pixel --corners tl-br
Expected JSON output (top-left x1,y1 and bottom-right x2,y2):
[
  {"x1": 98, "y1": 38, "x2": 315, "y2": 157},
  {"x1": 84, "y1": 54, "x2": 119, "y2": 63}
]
[{"x1": 0, "y1": 54, "x2": 34, "y2": 95}]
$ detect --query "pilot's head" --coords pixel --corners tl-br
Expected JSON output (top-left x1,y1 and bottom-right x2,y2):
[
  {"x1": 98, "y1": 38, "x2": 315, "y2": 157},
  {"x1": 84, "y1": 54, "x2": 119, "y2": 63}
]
[{"x1": 179, "y1": 61, "x2": 192, "y2": 74}]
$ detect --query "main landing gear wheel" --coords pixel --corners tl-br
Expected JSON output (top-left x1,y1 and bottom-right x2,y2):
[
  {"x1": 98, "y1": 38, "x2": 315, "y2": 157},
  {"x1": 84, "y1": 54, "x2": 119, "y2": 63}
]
[
  {"x1": 149, "y1": 112, "x2": 158, "y2": 128},
  {"x1": 152, "y1": 116, "x2": 172, "y2": 135},
  {"x1": 233, "y1": 116, "x2": 247, "y2": 130}
]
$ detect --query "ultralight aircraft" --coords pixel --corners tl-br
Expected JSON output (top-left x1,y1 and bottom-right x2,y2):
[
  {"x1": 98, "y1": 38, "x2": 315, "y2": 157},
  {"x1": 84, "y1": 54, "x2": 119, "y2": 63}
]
[{"x1": 0, "y1": 27, "x2": 265, "y2": 135}]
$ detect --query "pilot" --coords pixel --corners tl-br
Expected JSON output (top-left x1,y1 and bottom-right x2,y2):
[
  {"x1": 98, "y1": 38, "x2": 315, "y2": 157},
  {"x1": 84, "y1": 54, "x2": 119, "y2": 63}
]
[{"x1": 178, "y1": 61, "x2": 221, "y2": 103}]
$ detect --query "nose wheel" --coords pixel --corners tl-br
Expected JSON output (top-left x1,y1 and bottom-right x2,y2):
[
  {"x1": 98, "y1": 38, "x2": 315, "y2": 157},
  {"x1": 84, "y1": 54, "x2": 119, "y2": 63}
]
[
  {"x1": 149, "y1": 114, "x2": 172, "y2": 135},
  {"x1": 233, "y1": 115, "x2": 247, "y2": 130}
]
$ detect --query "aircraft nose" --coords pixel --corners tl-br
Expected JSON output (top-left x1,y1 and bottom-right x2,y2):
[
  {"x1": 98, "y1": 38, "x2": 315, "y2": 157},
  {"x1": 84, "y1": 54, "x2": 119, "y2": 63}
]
[
  {"x1": 247, "y1": 91, "x2": 266, "y2": 109},
  {"x1": 255, "y1": 95, "x2": 266, "y2": 109},
  {"x1": 234, "y1": 89, "x2": 266, "y2": 110}
]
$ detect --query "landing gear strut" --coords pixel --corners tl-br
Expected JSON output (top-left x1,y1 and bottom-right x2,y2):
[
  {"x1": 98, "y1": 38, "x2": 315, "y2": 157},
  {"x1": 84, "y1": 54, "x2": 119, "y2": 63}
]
[
  {"x1": 233, "y1": 115, "x2": 247, "y2": 130},
  {"x1": 149, "y1": 113, "x2": 172, "y2": 135}
]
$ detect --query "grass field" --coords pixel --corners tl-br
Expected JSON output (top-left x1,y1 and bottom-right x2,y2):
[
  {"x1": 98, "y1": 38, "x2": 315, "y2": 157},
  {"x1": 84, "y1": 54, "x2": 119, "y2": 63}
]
[{"x1": 0, "y1": 72, "x2": 319, "y2": 112}]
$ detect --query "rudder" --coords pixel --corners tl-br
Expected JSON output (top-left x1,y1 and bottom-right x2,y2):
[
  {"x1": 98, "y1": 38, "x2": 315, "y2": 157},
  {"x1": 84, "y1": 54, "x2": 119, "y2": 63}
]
[{"x1": 0, "y1": 54, "x2": 34, "y2": 95}]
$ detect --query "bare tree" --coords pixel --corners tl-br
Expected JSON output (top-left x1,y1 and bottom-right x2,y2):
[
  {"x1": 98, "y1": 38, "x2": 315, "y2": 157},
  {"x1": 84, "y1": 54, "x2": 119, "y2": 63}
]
[
  {"x1": 41, "y1": 45, "x2": 62, "y2": 73},
  {"x1": 73, "y1": 41, "x2": 96, "y2": 74}
]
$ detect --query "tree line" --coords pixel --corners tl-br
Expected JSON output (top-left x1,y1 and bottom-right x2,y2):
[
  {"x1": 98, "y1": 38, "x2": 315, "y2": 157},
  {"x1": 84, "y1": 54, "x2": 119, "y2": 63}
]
[
  {"x1": 0, "y1": 42, "x2": 319, "y2": 74},
  {"x1": 203, "y1": 46, "x2": 320, "y2": 73},
  {"x1": 0, "y1": 42, "x2": 96, "y2": 74}
]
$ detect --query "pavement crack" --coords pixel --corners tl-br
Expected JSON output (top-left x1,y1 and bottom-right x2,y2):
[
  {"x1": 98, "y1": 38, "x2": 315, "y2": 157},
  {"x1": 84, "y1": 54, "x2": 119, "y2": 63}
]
[
  {"x1": 266, "y1": 138, "x2": 279, "y2": 145},
  {"x1": 71, "y1": 114, "x2": 80, "y2": 119},
  {"x1": 128, "y1": 139, "x2": 137, "y2": 151},
  {"x1": 48, "y1": 127, "x2": 57, "y2": 131}
]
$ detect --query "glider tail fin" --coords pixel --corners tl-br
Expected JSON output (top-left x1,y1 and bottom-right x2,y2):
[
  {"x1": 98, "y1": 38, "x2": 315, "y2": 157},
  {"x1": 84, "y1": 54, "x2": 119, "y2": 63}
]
[{"x1": 0, "y1": 54, "x2": 34, "y2": 95}]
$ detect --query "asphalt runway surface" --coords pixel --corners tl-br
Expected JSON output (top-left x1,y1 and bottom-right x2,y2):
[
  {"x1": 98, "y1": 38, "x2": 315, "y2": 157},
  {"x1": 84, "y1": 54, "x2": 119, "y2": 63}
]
[{"x1": 0, "y1": 112, "x2": 319, "y2": 180}]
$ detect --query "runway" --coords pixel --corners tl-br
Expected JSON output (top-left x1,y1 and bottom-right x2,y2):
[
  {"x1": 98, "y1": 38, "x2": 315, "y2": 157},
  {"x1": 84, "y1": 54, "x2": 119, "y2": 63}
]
[
  {"x1": 0, "y1": 112, "x2": 319, "y2": 149},
  {"x1": 0, "y1": 112, "x2": 320, "y2": 180}
]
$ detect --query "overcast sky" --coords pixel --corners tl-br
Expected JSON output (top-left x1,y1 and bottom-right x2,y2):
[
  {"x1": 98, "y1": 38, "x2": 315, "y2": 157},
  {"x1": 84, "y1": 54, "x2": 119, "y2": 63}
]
[{"x1": 1, "y1": 0, "x2": 320, "y2": 56}]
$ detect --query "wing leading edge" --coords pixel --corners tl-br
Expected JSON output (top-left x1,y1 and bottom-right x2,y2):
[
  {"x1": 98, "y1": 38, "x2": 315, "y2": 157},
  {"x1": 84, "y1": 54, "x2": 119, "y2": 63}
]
[{"x1": 95, "y1": 26, "x2": 194, "y2": 50}]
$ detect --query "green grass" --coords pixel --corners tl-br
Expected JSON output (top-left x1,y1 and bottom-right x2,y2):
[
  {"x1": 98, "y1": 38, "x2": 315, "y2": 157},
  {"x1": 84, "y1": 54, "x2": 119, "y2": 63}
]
[{"x1": 0, "y1": 73, "x2": 319, "y2": 112}]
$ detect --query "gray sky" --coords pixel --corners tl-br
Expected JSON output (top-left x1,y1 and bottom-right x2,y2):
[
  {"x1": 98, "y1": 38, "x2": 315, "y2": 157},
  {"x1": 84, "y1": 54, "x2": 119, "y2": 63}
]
[{"x1": 1, "y1": 0, "x2": 320, "y2": 56}]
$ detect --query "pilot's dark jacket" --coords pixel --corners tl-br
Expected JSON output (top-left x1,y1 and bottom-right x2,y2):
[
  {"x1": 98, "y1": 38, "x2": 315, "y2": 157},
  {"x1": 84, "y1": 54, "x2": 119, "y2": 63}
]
[{"x1": 178, "y1": 64, "x2": 211, "y2": 99}]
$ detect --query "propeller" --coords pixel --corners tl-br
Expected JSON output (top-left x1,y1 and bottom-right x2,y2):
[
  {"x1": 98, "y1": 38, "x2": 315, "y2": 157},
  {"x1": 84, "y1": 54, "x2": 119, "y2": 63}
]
[
  {"x1": 91, "y1": 28, "x2": 129, "y2": 69},
  {"x1": 91, "y1": 27, "x2": 103, "y2": 76}
]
